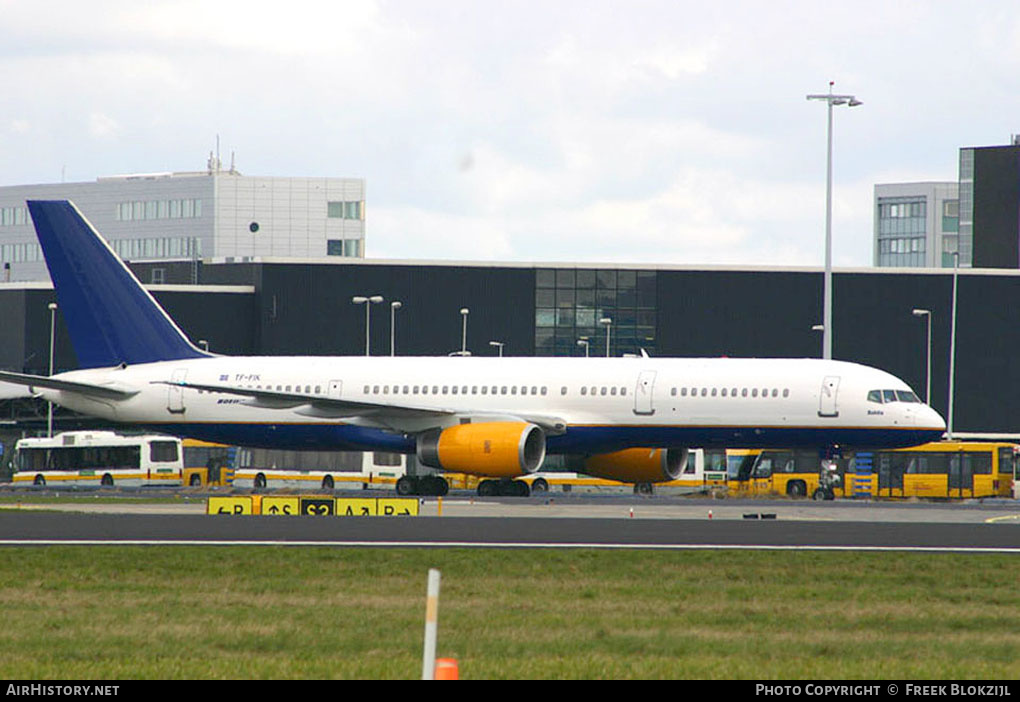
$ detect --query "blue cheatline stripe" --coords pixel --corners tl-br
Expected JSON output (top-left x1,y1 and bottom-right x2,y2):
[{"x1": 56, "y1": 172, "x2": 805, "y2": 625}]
[
  {"x1": 27, "y1": 200, "x2": 208, "y2": 368},
  {"x1": 142, "y1": 421, "x2": 943, "y2": 454}
]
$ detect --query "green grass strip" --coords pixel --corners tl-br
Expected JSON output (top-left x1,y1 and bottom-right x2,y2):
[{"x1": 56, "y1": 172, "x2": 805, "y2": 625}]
[{"x1": 0, "y1": 547, "x2": 1016, "y2": 679}]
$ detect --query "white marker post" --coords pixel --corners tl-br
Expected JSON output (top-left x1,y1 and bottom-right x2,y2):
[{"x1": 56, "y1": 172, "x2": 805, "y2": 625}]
[{"x1": 422, "y1": 568, "x2": 441, "y2": 680}]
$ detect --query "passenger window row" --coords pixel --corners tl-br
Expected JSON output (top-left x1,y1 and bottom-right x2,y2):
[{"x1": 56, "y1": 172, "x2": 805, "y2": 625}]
[
  {"x1": 363, "y1": 384, "x2": 549, "y2": 397},
  {"x1": 579, "y1": 386, "x2": 628, "y2": 397},
  {"x1": 203, "y1": 384, "x2": 324, "y2": 394},
  {"x1": 669, "y1": 386, "x2": 790, "y2": 399}
]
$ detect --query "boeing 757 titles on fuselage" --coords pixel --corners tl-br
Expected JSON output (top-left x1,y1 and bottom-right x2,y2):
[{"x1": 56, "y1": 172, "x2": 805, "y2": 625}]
[{"x1": 0, "y1": 200, "x2": 946, "y2": 496}]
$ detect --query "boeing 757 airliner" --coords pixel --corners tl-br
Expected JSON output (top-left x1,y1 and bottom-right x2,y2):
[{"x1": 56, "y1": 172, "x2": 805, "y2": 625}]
[{"x1": 0, "y1": 201, "x2": 946, "y2": 496}]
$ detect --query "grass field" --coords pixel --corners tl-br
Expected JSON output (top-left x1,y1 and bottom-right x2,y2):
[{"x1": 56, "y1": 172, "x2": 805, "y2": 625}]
[{"x1": 0, "y1": 547, "x2": 1017, "y2": 679}]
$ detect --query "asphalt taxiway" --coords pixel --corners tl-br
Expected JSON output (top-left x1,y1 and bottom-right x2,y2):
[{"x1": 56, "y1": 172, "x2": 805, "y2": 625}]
[{"x1": 0, "y1": 494, "x2": 1017, "y2": 552}]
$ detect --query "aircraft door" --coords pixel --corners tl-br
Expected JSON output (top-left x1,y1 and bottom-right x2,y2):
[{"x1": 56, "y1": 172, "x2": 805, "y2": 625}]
[
  {"x1": 633, "y1": 370, "x2": 657, "y2": 416},
  {"x1": 328, "y1": 380, "x2": 343, "y2": 399},
  {"x1": 168, "y1": 368, "x2": 187, "y2": 414},
  {"x1": 818, "y1": 376, "x2": 840, "y2": 417}
]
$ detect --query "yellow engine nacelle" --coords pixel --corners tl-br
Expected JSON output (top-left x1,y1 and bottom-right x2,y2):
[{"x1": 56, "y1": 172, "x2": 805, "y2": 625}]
[
  {"x1": 579, "y1": 447, "x2": 687, "y2": 484},
  {"x1": 416, "y1": 422, "x2": 546, "y2": 478}
]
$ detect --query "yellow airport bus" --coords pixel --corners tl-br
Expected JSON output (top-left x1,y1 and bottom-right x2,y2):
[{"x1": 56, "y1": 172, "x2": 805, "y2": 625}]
[
  {"x1": 726, "y1": 448, "x2": 847, "y2": 499},
  {"x1": 12, "y1": 431, "x2": 183, "y2": 487},
  {"x1": 726, "y1": 442, "x2": 1017, "y2": 500},
  {"x1": 849, "y1": 441, "x2": 1016, "y2": 499},
  {"x1": 181, "y1": 439, "x2": 240, "y2": 487}
]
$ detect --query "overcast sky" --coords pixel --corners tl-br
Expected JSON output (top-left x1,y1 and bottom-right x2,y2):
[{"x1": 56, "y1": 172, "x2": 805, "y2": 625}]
[{"x1": 2, "y1": 1, "x2": 1019, "y2": 267}]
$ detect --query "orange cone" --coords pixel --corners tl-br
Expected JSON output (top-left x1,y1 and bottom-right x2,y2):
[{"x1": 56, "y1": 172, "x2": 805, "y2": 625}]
[{"x1": 434, "y1": 658, "x2": 459, "y2": 680}]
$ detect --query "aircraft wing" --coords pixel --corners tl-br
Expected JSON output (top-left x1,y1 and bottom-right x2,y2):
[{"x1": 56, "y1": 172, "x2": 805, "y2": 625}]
[
  {"x1": 0, "y1": 370, "x2": 140, "y2": 400},
  {"x1": 153, "y1": 380, "x2": 567, "y2": 434}
]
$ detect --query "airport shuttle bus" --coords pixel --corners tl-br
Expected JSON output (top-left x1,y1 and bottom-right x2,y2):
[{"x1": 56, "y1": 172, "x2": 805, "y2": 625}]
[
  {"x1": 182, "y1": 439, "x2": 240, "y2": 487},
  {"x1": 852, "y1": 441, "x2": 1016, "y2": 499},
  {"x1": 233, "y1": 451, "x2": 407, "y2": 491},
  {"x1": 727, "y1": 442, "x2": 1016, "y2": 500},
  {"x1": 13, "y1": 431, "x2": 183, "y2": 487}
]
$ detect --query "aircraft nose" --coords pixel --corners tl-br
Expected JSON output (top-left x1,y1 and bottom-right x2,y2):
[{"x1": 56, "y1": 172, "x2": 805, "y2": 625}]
[{"x1": 921, "y1": 405, "x2": 947, "y2": 431}]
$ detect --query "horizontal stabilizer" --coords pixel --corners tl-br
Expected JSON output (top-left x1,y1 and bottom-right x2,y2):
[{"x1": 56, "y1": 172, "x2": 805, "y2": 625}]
[
  {"x1": 0, "y1": 381, "x2": 34, "y2": 400},
  {"x1": 0, "y1": 370, "x2": 139, "y2": 400}
]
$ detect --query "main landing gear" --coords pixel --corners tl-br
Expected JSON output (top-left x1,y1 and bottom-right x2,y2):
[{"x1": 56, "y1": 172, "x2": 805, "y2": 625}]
[
  {"x1": 396, "y1": 475, "x2": 449, "y2": 497},
  {"x1": 477, "y1": 478, "x2": 531, "y2": 497}
]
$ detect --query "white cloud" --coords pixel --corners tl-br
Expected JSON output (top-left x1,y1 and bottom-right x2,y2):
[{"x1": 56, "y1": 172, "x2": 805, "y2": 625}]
[
  {"x1": 1, "y1": 1, "x2": 1019, "y2": 269},
  {"x1": 88, "y1": 112, "x2": 120, "y2": 140}
]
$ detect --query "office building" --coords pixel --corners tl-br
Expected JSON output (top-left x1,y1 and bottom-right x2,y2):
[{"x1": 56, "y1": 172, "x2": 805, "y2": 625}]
[
  {"x1": 874, "y1": 182, "x2": 958, "y2": 268},
  {"x1": 0, "y1": 165, "x2": 366, "y2": 282}
]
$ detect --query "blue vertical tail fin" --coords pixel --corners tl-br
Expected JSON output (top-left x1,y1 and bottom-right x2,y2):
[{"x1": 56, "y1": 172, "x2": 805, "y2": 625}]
[{"x1": 27, "y1": 200, "x2": 210, "y2": 369}]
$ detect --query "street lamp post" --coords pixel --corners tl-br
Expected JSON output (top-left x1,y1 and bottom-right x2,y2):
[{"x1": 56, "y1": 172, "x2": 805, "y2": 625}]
[
  {"x1": 488, "y1": 341, "x2": 504, "y2": 357},
  {"x1": 577, "y1": 338, "x2": 589, "y2": 358},
  {"x1": 460, "y1": 308, "x2": 469, "y2": 356},
  {"x1": 599, "y1": 318, "x2": 612, "y2": 358},
  {"x1": 811, "y1": 324, "x2": 824, "y2": 358},
  {"x1": 807, "y1": 82, "x2": 862, "y2": 361},
  {"x1": 948, "y1": 254, "x2": 959, "y2": 438},
  {"x1": 352, "y1": 295, "x2": 384, "y2": 356},
  {"x1": 47, "y1": 302, "x2": 57, "y2": 438},
  {"x1": 390, "y1": 301, "x2": 402, "y2": 357},
  {"x1": 912, "y1": 309, "x2": 932, "y2": 404}
]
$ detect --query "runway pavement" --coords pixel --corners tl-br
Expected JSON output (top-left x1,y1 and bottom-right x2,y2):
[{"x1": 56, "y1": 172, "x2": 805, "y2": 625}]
[{"x1": 0, "y1": 494, "x2": 1017, "y2": 551}]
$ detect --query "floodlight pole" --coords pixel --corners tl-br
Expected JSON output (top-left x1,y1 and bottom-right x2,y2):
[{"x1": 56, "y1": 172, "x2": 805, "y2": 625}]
[
  {"x1": 352, "y1": 295, "x2": 384, "y2": 356},
  {"x1": 912, "y1": 309, "x2": 932, "y2": 404},
  {"x1": 390, "y1": 301, "x2": 402, "y2": 357},
  {"x1": 806, "y1": 82, "x2": 862, "y2": 361},
  {"x1": 948, "y1": 254, "x2": 959, "y2": 439},
  {"x1": 599, "y1": 318, "x2": 612, "y2": 358}
]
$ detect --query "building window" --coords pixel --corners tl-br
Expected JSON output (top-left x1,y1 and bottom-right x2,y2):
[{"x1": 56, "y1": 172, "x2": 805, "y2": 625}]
[
  {"x1": 534, "y1": 267, "x2": 657, "y2": 357},
  {"x1": 327, "y1": 240, "x2": 344, "y2": 256},
  {"x1": 327, "y1": 201, "x2": 365, "y2": 220}
]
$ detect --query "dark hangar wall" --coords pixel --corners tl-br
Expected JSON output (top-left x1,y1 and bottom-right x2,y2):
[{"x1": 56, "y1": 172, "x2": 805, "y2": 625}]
[{"x1": 255, "y1": 263, "x2": 536, "y2": 357}]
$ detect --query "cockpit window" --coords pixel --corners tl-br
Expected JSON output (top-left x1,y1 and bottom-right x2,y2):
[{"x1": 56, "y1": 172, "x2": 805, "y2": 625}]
[{"x1": 869, "y1": 389, "x2": 922, "y2": 404}]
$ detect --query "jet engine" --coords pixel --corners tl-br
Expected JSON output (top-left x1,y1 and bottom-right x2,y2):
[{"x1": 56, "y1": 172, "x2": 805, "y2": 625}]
[
  {"x1": 576, "y1": 447, "x2": 687, "y2": 484},
  {"x1": 416, "y1": 422, "x2": 546, "y2": 478}
]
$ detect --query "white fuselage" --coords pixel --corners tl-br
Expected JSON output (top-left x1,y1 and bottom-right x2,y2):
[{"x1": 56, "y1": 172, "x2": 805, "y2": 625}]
[{"x1": 42, "y1": 355, "x2": 946, "y2": 455}]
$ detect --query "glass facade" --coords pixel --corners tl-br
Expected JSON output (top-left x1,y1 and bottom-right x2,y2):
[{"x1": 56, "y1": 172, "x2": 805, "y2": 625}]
[
  {"x1": 957, "y1": 148, "x2": 974, "y2": 267},
  {"x1": 876, "y1": 197, "x2": 927, "y2": 267},
  {"x1": 535, "y1": 268, "x2": 656, "y2": 357}
]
